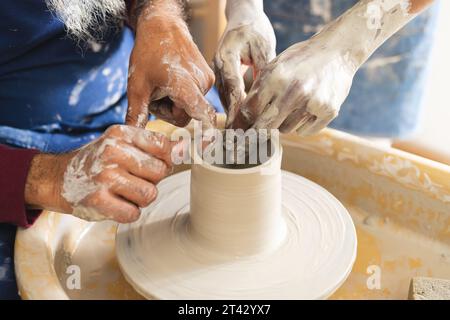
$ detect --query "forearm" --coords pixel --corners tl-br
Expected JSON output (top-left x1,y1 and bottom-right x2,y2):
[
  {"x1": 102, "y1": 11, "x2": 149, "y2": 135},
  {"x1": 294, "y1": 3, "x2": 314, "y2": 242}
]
[
  {"x1": 410, "y1": 0, "x2": 434, "y2": 13},
  {"x1": 24, "y1": 153, "x2": 71, "y2": 213},
  {"x1": 226, "y1": 0, "x2": 263, "y2": 14},
  {"x1": 315, "y1": 0, "x2": 435, "y2": 69},
  {"x1": 225, "y1": 0, "x2": 264, "y2": 24}
]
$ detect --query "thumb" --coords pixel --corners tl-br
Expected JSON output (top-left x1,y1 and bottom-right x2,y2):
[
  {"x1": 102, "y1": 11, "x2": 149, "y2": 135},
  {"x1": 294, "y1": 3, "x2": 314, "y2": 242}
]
[
  {"x1": 214, "y1": 51, "x2": 246, "y2": 127},
  {"x1": 126, "y1": 81, "x2": 151, "y2": 129},
  {"x1": 169, "y1": 82, "x2": 217, "y2": 129}
]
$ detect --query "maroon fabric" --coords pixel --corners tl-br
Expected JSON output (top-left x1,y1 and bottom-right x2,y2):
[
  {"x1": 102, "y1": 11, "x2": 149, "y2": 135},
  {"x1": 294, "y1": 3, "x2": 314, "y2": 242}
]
[{"x1": 0, "y1": 144, "x2": 41, "y2": 227}]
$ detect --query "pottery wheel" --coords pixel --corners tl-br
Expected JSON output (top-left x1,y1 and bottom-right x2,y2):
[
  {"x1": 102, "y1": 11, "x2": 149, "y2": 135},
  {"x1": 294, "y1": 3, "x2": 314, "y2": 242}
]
[{"x1": 116, "y1": 170, "x2": 357, "y2": 299}]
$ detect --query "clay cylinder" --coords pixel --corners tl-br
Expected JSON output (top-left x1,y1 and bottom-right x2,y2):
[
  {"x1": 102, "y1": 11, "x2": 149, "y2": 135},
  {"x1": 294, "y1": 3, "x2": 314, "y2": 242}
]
[{"x1": 189, "y1": 142, "x2": 286, "y2": 256}]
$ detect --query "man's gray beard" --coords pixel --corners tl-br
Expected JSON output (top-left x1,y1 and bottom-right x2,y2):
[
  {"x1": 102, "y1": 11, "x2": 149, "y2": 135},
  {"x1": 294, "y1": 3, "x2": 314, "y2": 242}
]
[{"x1": 46, "y1": 0, "x2": 126, "y2": 43}]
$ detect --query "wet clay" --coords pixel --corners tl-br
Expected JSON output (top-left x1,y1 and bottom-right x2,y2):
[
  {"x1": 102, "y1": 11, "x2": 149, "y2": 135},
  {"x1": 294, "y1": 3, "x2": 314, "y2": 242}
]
[{"x1": 116, "y1": 144, "x2": 357, "y2": 299}]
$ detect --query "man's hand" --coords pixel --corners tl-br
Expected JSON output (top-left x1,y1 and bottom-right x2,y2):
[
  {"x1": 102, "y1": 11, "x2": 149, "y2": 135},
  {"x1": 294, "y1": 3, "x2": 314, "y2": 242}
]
[
  {"x1": 214, "y1": 0, "x2": 276, "y2": 127},
  {"x1": 126, "y1": 0, "x2": 216, "y2": 129},
  {"x1": 25, "y1": 125, "x2": 173, "y2": 223},
  {"x1": 231, "y1": 38, "x2": 356, "y2": 136}
]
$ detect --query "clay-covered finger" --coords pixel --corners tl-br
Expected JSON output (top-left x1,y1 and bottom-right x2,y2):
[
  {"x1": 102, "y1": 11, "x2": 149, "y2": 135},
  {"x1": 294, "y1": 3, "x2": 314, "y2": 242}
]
[
  {"x1": 231, "y1": 82, "x2": 270, "y2": 130},
  {"x1": 297, "y1": 100, "x2": 338, "y2": 136},
  {"x1": 299, "y1": 115, "x2": 334, "y2": 137},
  {"x1": 214, "y1": 51, "x2": 246, "y2": 126},
  {"x1": 251, "y1": 101, "x2": 286, "y2": 130},
  {"x1": 279, "y1": 107, "x2": 309, "y2": 133},
  {"x1": 82, "y1": 189, "x2": 141, "y2": 223},
  {"x1": 108, "y1": 170, "x2": 158, "y2": 208},
  {"x1": 195, "y1": 58, "x2": 216, "y2": 95},
  {"x1": 132, "y1": 130, "x2": 173, "y2": 166},
  {"x1": 126, "y1": 79, "x2": 151, "y2": 129},
  {"x1": 300, "y1": 119, "x2": 327, "y2": 136},
  {"x1": 252, "y1": 81, "x2": 306, "y2": 130},
  {"x1": 100, "y1": 139, "x2": 170, "y2": 182},
  {"x1": 250, "y1": 37, "x2": 276, "y2": 74},
  {"x1": 115, "y1": 143, "x2": 170, "y2": 183},
  {"x1": 295, "y1": 114, "x2": 319, "y2": 136},
  {"x1": 106, "y1": 196, "x2": 141, "y2": 223},
  {"x1": 169, "y1": 82, "x2": 217, "y2": 129}
]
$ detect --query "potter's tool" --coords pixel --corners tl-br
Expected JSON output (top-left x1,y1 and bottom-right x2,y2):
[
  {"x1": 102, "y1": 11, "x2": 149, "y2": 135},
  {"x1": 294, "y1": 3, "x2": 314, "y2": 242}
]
[{"x1": 116, "y1": 142, "x2": 357, "y2": 299}]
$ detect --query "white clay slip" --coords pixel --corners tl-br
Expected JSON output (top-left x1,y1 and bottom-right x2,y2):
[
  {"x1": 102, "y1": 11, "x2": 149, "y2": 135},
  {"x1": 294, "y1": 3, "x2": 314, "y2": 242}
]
[{"x1": 116, "y1": 143, "x2": 357, "y2": 299}]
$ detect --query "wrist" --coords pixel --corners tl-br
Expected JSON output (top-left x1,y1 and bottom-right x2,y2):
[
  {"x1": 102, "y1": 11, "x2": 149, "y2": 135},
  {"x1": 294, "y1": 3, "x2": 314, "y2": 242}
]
[
  {"x1": 25, "y1": 153, "x2": 72, "y2": 213},
  {"x1": 130, "y1": 0, "x2": 186, "y2": 30},
  {"x1": 135, "y1": 1, "x2": 188, "y2": 36},
  {"x1": 225, "y1": 0, "x2": 264, "y2": 25},
  {"x1": 315, "y1": 0, "x2": 415, "y2": 69}
]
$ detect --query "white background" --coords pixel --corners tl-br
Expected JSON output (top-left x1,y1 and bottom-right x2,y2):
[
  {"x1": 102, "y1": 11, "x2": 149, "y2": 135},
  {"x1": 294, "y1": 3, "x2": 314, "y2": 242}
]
[{"x1": 412, "y1": 0, "x2": 450, "y2": 156}]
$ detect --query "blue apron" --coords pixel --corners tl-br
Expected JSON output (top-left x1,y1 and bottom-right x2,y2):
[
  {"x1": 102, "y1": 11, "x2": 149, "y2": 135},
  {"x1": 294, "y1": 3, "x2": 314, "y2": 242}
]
[{"x1": 264, "y1": 0, "x2": 440, "y2": 137}]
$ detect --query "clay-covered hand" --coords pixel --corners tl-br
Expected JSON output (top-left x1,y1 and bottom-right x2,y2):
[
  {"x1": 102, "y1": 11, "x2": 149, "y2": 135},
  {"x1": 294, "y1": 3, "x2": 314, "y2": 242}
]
[
  {"x1": 214, "y1": 0, "x2": 276, "y2": 127},
  {"x1": 126, "y1": 1, "x2": 216, "y2": 129},
  {"x1": 231, "y1": 0, "x2": 433, "y2": 136},
  {"x1": 25, "y1": 125, "x2": 174, "y2": 223},
  {"x1": 231, "y1": 38, "x2": 356, "y2": 136}
]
